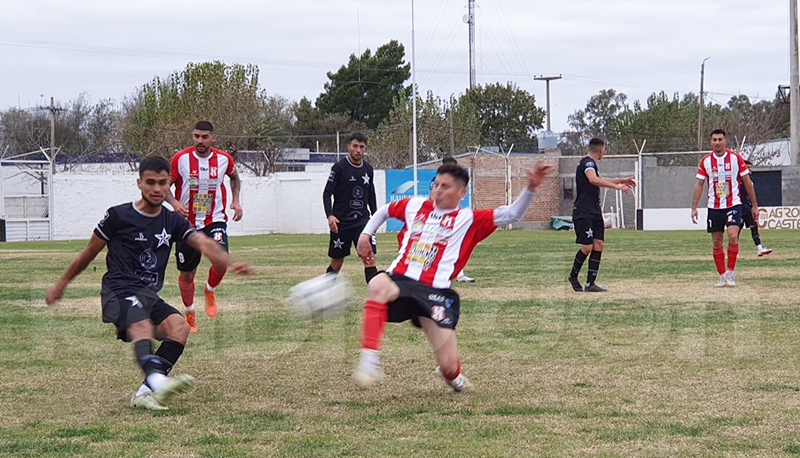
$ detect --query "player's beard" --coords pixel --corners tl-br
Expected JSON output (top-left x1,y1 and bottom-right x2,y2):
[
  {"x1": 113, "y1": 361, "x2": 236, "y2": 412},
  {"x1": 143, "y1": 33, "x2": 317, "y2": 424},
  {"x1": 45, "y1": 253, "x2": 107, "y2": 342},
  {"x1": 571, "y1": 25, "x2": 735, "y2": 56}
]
[{"x1": 142, "y1": 195, "x2": 162, "y2": 209}]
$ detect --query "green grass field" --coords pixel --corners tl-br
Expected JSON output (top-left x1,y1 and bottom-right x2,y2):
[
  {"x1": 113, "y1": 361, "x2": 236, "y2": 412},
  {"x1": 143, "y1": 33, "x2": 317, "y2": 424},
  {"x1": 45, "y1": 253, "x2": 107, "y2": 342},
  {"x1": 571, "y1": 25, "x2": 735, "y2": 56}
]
[{"x1": 2, "y1": 229, "x2": 800, "y2": 457}]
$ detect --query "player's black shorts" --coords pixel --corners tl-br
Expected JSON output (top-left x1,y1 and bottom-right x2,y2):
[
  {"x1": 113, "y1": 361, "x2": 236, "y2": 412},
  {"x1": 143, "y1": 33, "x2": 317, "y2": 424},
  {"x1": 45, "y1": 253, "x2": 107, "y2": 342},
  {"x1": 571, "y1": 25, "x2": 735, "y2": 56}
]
[
  {"x1": 100, "y1": 287, "x2": 181, "y2": 342},
  {"x1": 707, "y1": 205, "x2": 743, "y2": 233},
  {"x1": 386, "y1": 273, "x2": 461, "y2": 330},
  {"x1": 741, "y1": 204, "x2": 756, "y2": 229},
  {"x1": 329, "y1": 224, "x2": 376, "y2": 259},
  {"x1": 574, "y1": 217, "x2": 605, "y2": 245},
  {"x1": 175, "y1": 222, "x2": 228, "y2": 271}
]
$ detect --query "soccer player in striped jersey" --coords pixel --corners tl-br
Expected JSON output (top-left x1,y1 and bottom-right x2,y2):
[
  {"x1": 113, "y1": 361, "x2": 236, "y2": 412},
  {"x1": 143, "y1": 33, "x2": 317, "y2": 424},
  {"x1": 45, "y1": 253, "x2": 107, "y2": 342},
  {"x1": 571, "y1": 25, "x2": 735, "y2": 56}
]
[
  {"x1": 166, "y1": 121, "x2": 243, "y2": 331},
  {"x1": 353, "y1": 161, "x2": 555, "y2": 391},
  {"x1": 692, "y1": 129, "x2": 760, "y2": 287}
]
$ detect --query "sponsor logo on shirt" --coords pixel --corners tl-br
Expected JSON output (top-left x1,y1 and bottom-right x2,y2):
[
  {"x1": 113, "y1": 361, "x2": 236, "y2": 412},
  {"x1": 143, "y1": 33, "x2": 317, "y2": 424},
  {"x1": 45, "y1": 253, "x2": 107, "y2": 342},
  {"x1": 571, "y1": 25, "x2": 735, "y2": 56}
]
[
  {"x1": 428, "y1": 294, "x2": 446, "y2": 302},
  {"x1": 406, "y1": 241, "x2": 439, "y2": 269},
  {"x1": 187, "y1": 177, "x2": 199, "y2": 188},
  {"x1": 134, "y1": 233, "x2": 147, "y2": 242}
]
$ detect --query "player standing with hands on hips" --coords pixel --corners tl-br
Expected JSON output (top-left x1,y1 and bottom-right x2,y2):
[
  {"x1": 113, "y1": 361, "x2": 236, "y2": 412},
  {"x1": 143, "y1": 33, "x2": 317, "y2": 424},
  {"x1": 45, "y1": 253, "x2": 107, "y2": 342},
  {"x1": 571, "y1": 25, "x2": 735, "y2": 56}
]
[
  {"x1": 568, "y1": 138, "x2": 636, "y2": 292},
  {"x1": 692, "y1": 129, "x2": 759, "y2": 287}
]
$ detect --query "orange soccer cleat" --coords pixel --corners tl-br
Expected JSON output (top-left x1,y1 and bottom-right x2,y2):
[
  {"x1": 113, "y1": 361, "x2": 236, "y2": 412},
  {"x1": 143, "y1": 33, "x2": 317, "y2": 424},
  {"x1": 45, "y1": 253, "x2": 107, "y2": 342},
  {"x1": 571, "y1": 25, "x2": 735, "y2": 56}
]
[
  {"x1": 204, "y1": 288, "x2": 218, "y2": 317},
  {"x1": 185, "y1": 310, "x2": 198, "y2": 332}
]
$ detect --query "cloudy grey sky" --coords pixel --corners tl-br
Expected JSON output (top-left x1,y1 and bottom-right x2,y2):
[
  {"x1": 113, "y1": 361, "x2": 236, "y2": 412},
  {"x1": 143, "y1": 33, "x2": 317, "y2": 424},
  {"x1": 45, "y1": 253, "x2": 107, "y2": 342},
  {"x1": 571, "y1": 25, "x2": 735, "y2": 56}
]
[{"x1": 0, "y1": 0, "x2": 791, "y2": 132}]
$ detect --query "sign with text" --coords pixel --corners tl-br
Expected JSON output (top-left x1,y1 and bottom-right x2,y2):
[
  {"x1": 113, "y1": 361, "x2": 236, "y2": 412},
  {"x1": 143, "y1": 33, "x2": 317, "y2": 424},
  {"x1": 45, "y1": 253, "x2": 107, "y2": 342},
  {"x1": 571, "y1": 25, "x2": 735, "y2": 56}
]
[
  {"x1": 384, "y1": 169, "x2": 471, "y2": 231},
  {"x1": 757, "y1": 206, "x2": 800, "y2": 229}
]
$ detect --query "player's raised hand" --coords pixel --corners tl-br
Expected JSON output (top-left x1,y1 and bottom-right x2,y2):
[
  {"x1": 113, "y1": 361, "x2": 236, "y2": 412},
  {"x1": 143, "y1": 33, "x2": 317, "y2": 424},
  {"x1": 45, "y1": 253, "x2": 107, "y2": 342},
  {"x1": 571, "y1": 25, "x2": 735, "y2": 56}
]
[
  {"x1": 525, "y1": 163, "x2": 556, "y2": 191},
  {"x1": 229, "y1": 262, "x2": 256, "y2": 276}
]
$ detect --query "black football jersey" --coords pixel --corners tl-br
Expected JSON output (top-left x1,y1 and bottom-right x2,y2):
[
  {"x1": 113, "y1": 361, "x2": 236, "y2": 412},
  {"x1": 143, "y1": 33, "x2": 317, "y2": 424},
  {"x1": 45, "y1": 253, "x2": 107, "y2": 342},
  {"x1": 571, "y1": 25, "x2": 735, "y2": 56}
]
[
  {"x1": 573, "y1": 156, "x2": 602, "y2": 219},
  {"x1": 323, "y1": 157, "x2": 377, "y2": 230},
  {"x1": 94, "y1": 203, "x2": 194, "y2": 292}
]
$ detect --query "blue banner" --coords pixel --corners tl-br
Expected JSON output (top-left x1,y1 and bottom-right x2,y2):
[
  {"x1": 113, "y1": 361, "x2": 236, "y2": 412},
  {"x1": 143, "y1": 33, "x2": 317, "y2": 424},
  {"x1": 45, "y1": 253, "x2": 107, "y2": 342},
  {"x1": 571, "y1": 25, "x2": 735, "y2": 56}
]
[{"x1": 384, "y1": 169, "x2": 471, "y2": 231}]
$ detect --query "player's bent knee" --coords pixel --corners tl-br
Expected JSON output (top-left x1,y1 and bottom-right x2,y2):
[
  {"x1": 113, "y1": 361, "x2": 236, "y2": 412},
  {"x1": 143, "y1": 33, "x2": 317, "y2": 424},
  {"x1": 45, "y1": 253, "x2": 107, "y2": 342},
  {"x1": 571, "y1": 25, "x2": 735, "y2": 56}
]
[{"x1": 366, "y1": 273, "x2": 398, "y2": 303}]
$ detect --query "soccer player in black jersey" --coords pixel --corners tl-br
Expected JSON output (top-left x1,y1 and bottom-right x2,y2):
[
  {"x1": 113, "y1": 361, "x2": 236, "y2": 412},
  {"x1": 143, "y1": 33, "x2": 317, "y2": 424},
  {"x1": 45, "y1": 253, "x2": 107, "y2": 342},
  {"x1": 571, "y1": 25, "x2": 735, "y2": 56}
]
[
  {"x1": 46, "y1": 156, "x2": 255, "y2": 411},
  {"x1": 323, "y1": 132, "x2": 379, "y2": 284},
  {"x1": 568, "y1": 138, "x2": 636, "y2": 292},
  {"x1": 739, "y1": 160, "x2": 772, "y2": 257}
]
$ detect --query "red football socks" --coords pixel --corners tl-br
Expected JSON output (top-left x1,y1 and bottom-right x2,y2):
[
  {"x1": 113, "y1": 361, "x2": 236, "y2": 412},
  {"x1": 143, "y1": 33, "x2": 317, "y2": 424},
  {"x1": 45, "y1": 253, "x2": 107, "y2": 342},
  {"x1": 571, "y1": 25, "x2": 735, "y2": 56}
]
[
  {"x1": 360, "y1": 300, "x2": 388, "y2": 351},
  {"x1": 207, "y1": 266, "x2": 227, "y2": 289},
  {"x1": 178, "y1": 277, "x2": 195, "y2": 307},
  {"x1": 727, "y1": 243, "x2": 739, "y2": 271}
]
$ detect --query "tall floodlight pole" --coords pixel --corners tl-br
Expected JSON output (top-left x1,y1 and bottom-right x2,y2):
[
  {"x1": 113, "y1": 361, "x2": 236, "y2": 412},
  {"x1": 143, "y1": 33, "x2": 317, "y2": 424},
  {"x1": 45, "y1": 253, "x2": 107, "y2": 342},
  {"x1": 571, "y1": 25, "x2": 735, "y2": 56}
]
[
  {"x1": 697, "y1": 57, "x2": 710, "y2": 151},
  {"x1": 412, "y1": 0, "x2": 419, "y2": 194},
  {"x1": 468, "y1": 0, "x2": 476, "y2": 88},
  {"x1": 534, "y1": 75, "x2": 562, "y2": 131},
  {"x1": 791, "y1": 0, "x2": 800, "y2": 163}
]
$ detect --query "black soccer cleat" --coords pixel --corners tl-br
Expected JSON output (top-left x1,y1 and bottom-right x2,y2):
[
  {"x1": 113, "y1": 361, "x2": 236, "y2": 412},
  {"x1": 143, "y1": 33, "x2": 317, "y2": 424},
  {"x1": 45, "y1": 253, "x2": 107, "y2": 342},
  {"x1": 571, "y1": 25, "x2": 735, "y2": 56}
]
[
  {"x1": 568, "y1": 276, "x2": 583, "y2": 292},
  {"x1": 584, "y1": 283, "x2": 608, "y2": 292}
]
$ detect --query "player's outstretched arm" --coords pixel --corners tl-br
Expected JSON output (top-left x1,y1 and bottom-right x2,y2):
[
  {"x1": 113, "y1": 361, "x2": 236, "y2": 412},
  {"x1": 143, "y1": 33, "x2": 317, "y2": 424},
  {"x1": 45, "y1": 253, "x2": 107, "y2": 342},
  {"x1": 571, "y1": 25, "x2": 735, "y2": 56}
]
[
  {"x1": 46, "y1": 234, "x2": 107, "y2": 306},
  {"x1": 492, "y1": 163, "x2": 556, "y2": 226},
  {"x1": 586, "y1": 169, "x2": 631, "y2": 193},
  {"x1": 186, "y1": 232, "x2": 256, "y2": 276}
]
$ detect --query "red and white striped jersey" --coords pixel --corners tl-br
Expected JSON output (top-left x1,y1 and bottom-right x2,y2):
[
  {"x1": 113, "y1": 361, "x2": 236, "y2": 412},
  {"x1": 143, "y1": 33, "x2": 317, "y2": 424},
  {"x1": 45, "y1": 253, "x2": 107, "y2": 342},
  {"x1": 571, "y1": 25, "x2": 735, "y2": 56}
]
[
  {"x1": 696, "y1": 149, "x2": 749, "y2": 209},
  {"x1": 386, "y1": 197, "x2": 497, "y2": 288},
  {"x1": 171, "y1": 147, "x2": 236, "y2": 229}
]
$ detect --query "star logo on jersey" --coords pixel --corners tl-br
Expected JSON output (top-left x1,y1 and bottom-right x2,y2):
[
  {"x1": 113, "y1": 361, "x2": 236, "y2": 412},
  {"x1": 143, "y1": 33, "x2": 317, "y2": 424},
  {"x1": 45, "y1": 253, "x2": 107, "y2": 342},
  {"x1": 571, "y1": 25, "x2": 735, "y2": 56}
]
[
  {"x1": 333, "y1": 238, "x2": 344, "y2": 249},
  {"x1": 586, "y1": 228, "x2": 594, "y2": 239},
  {"x1": 154, "y1": 228, "x2": 172, "y2": 248},
  {"x1": 126, "y1": 295, "x2": 143, "y2": 309},
  {"x1": 362, "y1": 173, "x2": 371, "y2": 185}
]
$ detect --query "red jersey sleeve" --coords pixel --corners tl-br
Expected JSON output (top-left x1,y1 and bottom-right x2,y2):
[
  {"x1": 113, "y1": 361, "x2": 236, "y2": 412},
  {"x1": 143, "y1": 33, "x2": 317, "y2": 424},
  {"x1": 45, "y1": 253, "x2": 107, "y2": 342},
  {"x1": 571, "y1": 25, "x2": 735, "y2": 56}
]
[
  {"x1": 220, "y1": 150, "x2": 236, "y2": 175},
  {"x1": 696, "y1": 157, "x2": 708, "y2": 179},
  {"x1": 471, "y1": 209, "x2": 498, "y2": 243},
  {"x1": 170, "y1": 153, "x2": 181, "y2": 184},
  {"x1": 388, "y1": 197, "x2": 411, "y2": 221},
  {"x1": 735, "y1": 152, "x2": 748, "y2": 176}
]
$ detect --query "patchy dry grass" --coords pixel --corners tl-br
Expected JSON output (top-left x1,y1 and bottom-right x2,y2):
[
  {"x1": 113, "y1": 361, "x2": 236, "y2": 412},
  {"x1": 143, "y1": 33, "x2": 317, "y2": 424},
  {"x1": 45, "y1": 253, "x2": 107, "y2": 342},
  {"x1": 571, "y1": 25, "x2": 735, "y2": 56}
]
[{"x1": 1, "y1": 230, "x2": 800, "y2": 457}]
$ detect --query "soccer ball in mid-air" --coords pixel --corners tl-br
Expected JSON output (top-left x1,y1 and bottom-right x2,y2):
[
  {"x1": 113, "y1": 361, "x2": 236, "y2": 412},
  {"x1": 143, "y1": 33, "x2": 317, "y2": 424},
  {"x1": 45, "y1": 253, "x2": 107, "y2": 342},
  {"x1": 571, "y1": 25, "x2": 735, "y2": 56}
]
[{"x1": 286, "y1": 273, "x2": 352, "y2": 319}]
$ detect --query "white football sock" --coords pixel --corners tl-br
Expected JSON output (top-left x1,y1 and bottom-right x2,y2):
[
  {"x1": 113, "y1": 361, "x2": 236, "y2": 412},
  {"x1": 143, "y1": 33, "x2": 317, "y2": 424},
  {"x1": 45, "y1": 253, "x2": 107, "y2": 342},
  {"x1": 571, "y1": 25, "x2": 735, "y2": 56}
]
[
  {"x1": 146, "y1": 373, "x2": 168, "y2": 391},
  {"x1": 205, "y1": 284, "x2": 215, "y2": 292},
  {"x1": 185, "y1": 305, "x2": 194, "y2": 312},
  {"x1": 359, "y1": 349, "x2": 381, "y2": 374}
]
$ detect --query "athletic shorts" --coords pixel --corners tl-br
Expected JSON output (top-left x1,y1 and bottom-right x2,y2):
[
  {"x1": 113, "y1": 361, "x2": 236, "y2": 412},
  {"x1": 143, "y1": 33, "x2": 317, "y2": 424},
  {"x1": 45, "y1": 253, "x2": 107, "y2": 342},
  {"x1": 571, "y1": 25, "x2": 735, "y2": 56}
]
[
  {"x1": 707, "y1": 205, "x2": 743, "y2": 233},
  {"x1": 574, "y1": 217, "x2": 605, "y2": 245},
  {"x1": 387, "y1": 273, "x2": 461, "y2": 330},
  {"x1": 175, "y1": 222, "x2": 228, "y2": 272},
  {"x1": 741, "y1": 204, "x2": 756, "y2": 229},
  {"x1": 329, "y1": 225, "x2": 376, "y2": 259},
  {"x1": 100, "y1": 287, "x2": 181, "y2": 342}
]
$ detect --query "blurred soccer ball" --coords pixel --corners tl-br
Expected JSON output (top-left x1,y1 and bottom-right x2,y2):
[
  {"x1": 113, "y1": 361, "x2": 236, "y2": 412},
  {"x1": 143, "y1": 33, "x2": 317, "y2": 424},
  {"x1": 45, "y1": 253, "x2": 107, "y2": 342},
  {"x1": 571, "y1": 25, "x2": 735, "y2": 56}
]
[{"x1": 286, "y1": 273, "x2": 352, "y2": 319}]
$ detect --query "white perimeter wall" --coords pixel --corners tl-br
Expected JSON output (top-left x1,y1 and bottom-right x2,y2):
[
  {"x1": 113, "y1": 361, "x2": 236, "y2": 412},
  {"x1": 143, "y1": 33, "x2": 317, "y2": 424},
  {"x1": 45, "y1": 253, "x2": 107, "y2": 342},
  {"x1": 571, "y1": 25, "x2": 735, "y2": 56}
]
[
  {"x1": 52, "y1": 170, "x2": 387, "y2": 240},
  {"x1": 643, "y1": 207, "x2": 800, "y2": 231}
]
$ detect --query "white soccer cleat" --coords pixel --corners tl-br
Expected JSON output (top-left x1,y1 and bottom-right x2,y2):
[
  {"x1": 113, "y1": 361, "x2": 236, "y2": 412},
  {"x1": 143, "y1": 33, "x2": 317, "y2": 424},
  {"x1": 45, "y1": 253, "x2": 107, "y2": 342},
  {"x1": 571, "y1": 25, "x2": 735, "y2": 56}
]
[
  {"x1": 456, "y1": 274, "x2": 475, "y2": 283},
  {"x1": 714, "y1": 274, "x2": 727, "y2": 288},
  {"x1": 353, "y1": 367, "x2": 384, "y2": 388},
  {"x1": 725, "y1": 270, "x2": 736, "y2": 287},
  {"x1": 130, "y1": 391, "x2": 169, "y2": 411},
  {"x1": 152, "y1": 374, "x2": 194, "y2": 406},
  {"x1": 758, "y1": 247, "x2": 772, "y2": 257},
  {"x1": 436, "y1": 366, "x2": 471, "y2": 392}
]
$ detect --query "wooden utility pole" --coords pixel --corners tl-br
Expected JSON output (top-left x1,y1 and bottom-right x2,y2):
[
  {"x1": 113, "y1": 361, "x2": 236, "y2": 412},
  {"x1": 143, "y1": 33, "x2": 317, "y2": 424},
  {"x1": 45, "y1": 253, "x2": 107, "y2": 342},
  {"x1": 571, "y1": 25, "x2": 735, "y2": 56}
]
[
  {"x1": 697, "y1": 57, "x2": 710, "y2": 150},
  {"x1": 791, "y1": 0, "x2": 800, "y2": 163}
]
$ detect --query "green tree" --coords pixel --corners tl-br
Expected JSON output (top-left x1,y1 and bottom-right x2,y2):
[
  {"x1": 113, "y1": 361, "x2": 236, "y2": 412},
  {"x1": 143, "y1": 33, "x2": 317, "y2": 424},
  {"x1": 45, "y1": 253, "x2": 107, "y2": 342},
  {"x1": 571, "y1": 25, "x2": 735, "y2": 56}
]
[
  {"x1": 316, "y1": 40, "x2": 411, "y2": 129},
  {"x1": 561, "y1": 89, "x2": 628, "y2": 155},
  {"x1": 460, "y1": 82, "x2": 544, "y2": 151},
  {"x1": 122, "y1": 61, "x2": 267, "y2": 158},
  {"x1": 369, "y1": 91, "x2": 480, "y2": 168},
  {"x1": 293, "y1": 97, "x2": 364, "y2": 152}
]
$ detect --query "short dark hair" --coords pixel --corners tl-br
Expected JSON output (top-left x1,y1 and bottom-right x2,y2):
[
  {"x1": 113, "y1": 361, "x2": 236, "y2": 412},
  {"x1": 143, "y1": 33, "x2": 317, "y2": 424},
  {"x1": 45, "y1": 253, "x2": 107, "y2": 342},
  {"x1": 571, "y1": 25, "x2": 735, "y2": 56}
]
[
  {"x1": 588, "y1": 138, "x2": 605, "y2": 152},
  {"x1": 194, "y1": 121, "x2": 214, "y2": 132},
  {"x1": 442, "y1": 156, "x2": 457, "y2": 165},
  {"x1": 710, "y1": 128, "x2": 726, "y2": 138},
  {"x1": 347, "y1": 132, "x2": 368, "y2": 145},
  {"x1": 436, "y1": 163, "x2": 469, "y2": 187},
  {"x1": 139, "y1": 156, "x2": 170, "y2": 177}
]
